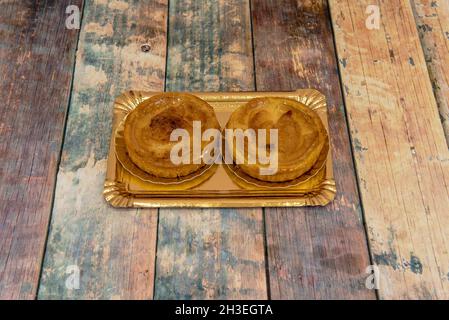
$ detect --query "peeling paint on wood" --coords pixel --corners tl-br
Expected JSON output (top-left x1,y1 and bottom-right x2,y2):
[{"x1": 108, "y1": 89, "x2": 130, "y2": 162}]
[
  {"x1": 411, "y1": 0, "x2": 449, "y2": 147},
  {"x1": 0, "y1": 0, "x2": 82, "y2": 299},
  {"x1": 251, "y1": 0, "x2": 375, "y2": 299},
  {"x1": 156, "y1": 209, "x2": 266, "y2": 299},
  {"x1": 329, "y1": 0, "x2": 449, "y2": 299},
  {"x1": 154, "y1": 0, "x2": 267, "y2": 300},
  {"x1": 37, "y1": 0, "x2": 167, "y2": 299}
]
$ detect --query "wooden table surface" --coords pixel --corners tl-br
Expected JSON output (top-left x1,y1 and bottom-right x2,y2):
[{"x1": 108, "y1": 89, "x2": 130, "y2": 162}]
[{"x1": 1, "y1": 0, "x2": 448, "y2": 300}]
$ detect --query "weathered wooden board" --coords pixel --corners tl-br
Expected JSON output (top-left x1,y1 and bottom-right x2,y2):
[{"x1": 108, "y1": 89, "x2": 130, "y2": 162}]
[
  {"x1": 154, "y1": 0, "x2": 267, "y2": 299},
  {"x1": 0, "y1": 0, "x2": 82, "y2": 299},
  {"x1": 329, "y1": 0, "x2": 449, "y2": 299},
  {"x1": 251, "y1": 0, "x2": 375, "y2": 299},
  {"x1": 37, "y1": 0, "x2": 167, "y2": 299},
  {"x1": 411, "y1": 0, "x2": 449, "y2": 147}
]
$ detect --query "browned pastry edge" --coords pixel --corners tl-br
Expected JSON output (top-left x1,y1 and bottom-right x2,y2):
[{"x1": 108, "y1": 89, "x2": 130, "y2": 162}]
[
  {"x1": 225, "y1": 97, "x2": 328, "y2": 182},
  {"x1": 124, "y1": 93, "x2": 220, "y2": 178}
]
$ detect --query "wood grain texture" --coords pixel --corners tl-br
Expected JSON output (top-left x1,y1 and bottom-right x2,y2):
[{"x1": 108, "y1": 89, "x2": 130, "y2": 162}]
[
  {"x1": 251, "y1": 0, "x2": 375, "y2": 299},
  {"x1": 0, "y1": 0, "x2": 82, "y2": 299},
  {"x1": 329, "y1": 0, "x2": 449, "y2": 299},
  {"x1": 154, "y1": 0, "x2": 267, "y2": 299},
  {"x1": 37, "y1": 0, "x2": 167, "y2": 299},
  {"x1": 411, "y1": 0, "x2": 449, "y2": 147}
]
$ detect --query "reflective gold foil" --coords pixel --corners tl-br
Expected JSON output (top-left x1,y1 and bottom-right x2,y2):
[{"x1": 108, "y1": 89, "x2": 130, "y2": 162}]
[{"x1": 104, "y1": 90, "x2": 336, "y2": 208}]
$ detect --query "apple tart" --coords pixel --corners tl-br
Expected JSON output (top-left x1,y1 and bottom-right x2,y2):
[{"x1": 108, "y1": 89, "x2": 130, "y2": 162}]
[
  {"x1": 225, "y1": 97, "x2": 328, "y2": 182},
  {"x1": 124, "y1": 93, "x2": 220, "y2": 179}
]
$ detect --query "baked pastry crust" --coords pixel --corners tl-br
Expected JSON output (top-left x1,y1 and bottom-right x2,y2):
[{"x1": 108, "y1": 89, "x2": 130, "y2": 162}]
[
  {"x1": 225, "y1": 97, "x2": 328, "y2": 182},
  {"x1": 124, "y1": 93, "x2": 220, "y2": 178}
]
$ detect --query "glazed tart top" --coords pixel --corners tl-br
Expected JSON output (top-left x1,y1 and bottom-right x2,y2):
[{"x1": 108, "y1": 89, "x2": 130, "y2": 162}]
[
  {"x1": 124, "y1": 93, "x2": 220, "y2": 178},
  {"x1": 225, "y1": 97, "x2": 328, "y2": 182}
]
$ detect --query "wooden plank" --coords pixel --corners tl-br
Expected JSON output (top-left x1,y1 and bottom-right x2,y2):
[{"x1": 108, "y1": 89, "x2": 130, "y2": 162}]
[
  {"x1": 0, "y1": 0, "x2": 82, "y2": 299},
  {"x1": 37, "y1": 0, "x2": 167, "y2": 299},
  {"x1": 154, "y1": 0, "x2": 267, "y2": 299},
  {"x1": 329, "y1": 0, "x2": 449, "y2": 299},
  {"x1": 251, "y1": 0, "x2": 375, "y2": 299},
  {"x1": 411, "y1": 0, "x2": 449, "y2": 147}
]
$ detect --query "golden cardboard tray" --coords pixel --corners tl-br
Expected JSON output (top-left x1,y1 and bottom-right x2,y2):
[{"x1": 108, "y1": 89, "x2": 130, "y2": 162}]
[{"x1": 103, "y1": 90, "x2": 336, "y2": 208}]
